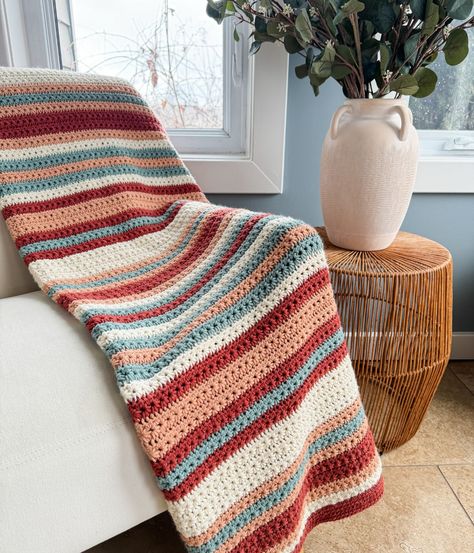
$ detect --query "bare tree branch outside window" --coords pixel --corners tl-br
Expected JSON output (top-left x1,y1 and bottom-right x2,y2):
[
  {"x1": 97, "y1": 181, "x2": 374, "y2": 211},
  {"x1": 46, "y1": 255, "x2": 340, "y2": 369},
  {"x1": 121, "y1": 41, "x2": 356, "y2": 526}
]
[{"x1": 63, "y1": 0, "x2": 224, "y2": 130}]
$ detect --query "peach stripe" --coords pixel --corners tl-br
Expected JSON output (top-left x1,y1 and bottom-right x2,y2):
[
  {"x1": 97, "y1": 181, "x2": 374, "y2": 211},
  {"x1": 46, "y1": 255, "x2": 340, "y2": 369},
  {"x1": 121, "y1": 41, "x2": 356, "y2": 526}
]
[
  {"x1": 7, "y1": 191, "x2": 198, "y2": 239},
  {"x1": 0, "y1": 129, "x2": 167, "y2": 149},
  {"x1": 0, "y1": 99, "x2": 152, "y2": 118},
  {"x1": 110, "y1": 224, "x2": 321, "y2": 365},
  {"x1": 2, "y1": 155, "x2": 184, "y2": 183},
  {"x1": 0, "y1": 81, "x2": 136, "y2": 95},
  {"x1": 136, "y1": 286, "x2": 336, "y2": 460},
  {"x1": 182, "y1": 399, "x2": 367, "y2": 547}
]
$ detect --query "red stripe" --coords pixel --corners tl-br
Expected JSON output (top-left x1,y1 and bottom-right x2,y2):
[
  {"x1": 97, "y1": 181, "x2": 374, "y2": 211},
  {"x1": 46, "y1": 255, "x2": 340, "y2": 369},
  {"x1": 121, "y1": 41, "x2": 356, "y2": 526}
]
[
  {"x1": 230, "y1": 464, "x2": 383, "y2": 553},
  {"x1": 127, "y1": 268, "x2": 332, "y2": 422},
  {"x1": 0, "y1": 109, "x2": 162, "y2": 139},
  {"x1": 15, "y1": 204, "x2": 181, "y2": 248},
  {"x1": 3, "y1": 182, "x2": 201, "y2": 219},
  {"x1": 80, "y1": 212, "x2": 266, "y2": 327},
  {"x1": 23, "y1": 200, "x2": 182, "y2": 265},
  {"x1": 160, "y1": 342, "x2": 348, "y2": 501},
  {"x1": 154, "y1": 314, "x2": 341, "y2": 478}
]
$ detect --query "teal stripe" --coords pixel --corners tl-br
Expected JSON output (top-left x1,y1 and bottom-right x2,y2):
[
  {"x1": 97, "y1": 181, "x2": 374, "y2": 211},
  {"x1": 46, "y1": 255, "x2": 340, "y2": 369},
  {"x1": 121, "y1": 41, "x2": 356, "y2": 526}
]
[
  {"x1": 19, "y1": 204, "x2": 178, "y2": 257},
  {"x1": 0, "y1": 146, "x2": 178, "y2": 172},
  {"x1": 157, "y1": 328, "x2": 345, "y2": 490},
  {"x1": 0, "y1": 164, "x2": 190, "y2": 195},
  {"x1": 0, "y1": 90, "x2": 145, "y2": 108},
  {"x1": 111, "y1": 232, "x2": 322, "y2": 382},
  {"x1": 185, "y1": 406, "x2": 365, "y2": 553}
]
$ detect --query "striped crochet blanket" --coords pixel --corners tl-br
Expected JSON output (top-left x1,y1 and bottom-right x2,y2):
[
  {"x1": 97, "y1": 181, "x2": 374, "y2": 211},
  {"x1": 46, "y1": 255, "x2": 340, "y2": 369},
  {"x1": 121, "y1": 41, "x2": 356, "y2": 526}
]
[{"x1": 0, "y1": 67, "x2": 383, "y2": 553}]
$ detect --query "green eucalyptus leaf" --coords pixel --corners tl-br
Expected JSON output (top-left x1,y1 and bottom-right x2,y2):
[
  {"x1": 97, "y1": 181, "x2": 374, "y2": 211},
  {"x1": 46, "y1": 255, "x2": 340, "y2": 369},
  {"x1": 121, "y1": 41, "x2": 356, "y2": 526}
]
[
  {"x1": 331, "y1": 63, "x2": 353, "y2": 79},
  {"x1": 361, "y1": 0, "x2": 397, "y2": 33},
  {"x1": 404, "y1": 32, "x2": 421, "y2": 62},
  {"x1": 423, "y1": 51, "x2": 438, "y2": 65},
  {"x1": 333, "y1": 0, "x2": 365, "y2": 25},
  {"x1": 413, "y1": 67, "x2": 438, "y2": 97},
  {"x1": 284, "y1": 35, "x2": 305, "y2": 54},
  {"x1": 363, "y1": 61, "x2": 378, "y2": 81},
  {"x1": 309, "y1": 71, "x2": 328, "y2": 92},
  {"x1": 255, "y1": 16, "x2": 267, "y2": 34},
  {"x1": 445, "y1": 0, "x2": 474, "y2": 20},
  {"x1": 295, "y1": 63, "x2": 309, "y2": 79},
  {"x1": 249, "y1": 41, "x2": 262, "y2": 55},
  {"x1": 233, "y1": 27, "x2": 240, "y2": 41},
  {"x1": 206, "y1": 1, "x2": 226, "y2": 23},
  {"x1": 253, "y1": 31, "x2": 277, "y2": 43},
  {"x1": 361, "y1": 38, "x2": 380, "y2": 64},
  {"x1": 410, "y1": 0, "x2": 427, "y2": 20},
  {"x1": 390, "y1": 74, "x2": 419, "y2": 95},
  {"x1": 312, "y1": 42, "x2": 336, "y2": 78},
  {"x1": 444, "y1": 28, "x2": 469, "y2": 65},
  {"x1": 267, "y1": 20, "x2": 286, "y2": 38},
  {"x1": 380, "y1": 42, "x2": 391, "y2": 73},
  {"x1": 336, "y1": 44, "x2": 358, "y2": 65},
  {"x1": 422, "y1": 0, "x2": 439, "y2": 37},
  {"x1": 295, "y1": 9, "x2": 314, "y2": 44}
]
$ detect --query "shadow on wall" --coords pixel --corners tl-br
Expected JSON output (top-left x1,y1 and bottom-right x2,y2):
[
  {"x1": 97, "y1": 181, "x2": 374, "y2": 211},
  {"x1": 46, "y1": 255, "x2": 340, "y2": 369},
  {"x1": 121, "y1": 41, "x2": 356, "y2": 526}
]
[{"x1": 208, "y1": 56, "x2": 474, "y2": 333}]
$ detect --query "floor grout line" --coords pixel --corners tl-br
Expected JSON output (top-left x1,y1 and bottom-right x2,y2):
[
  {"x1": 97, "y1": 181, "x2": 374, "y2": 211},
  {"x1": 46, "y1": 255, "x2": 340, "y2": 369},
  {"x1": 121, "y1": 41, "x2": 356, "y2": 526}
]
[
  {"x1": 437, "y1": 465, "x2": 474, "y2": 527},
  {"x1": 382, "y1": 462, "x2": 474, "y2": 468},
  {"x1": 449, "y1": 364, "x2": 474, "y2": 397}
]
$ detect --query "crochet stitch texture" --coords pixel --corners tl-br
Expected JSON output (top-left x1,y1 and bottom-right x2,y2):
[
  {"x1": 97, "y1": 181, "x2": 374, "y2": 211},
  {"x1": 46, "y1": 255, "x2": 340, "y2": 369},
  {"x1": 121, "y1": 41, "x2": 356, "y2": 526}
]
[{"x1": 0, "y1": 67, "x2": 383, "y2": 553}]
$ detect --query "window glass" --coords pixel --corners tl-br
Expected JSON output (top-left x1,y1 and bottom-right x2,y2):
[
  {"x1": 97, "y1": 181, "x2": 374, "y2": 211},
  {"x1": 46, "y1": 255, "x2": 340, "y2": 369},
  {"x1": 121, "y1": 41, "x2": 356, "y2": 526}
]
[
  {"x1": 410, "y1": 30, "x2": 474, "y2": 131},
  {"x1": 59, "y1": 0, "x2": 223, "y2": 130}
]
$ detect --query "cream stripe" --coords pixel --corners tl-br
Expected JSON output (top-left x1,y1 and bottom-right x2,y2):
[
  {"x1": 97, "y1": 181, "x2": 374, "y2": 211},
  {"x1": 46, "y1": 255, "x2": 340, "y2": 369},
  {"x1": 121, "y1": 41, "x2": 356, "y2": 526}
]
[
  {"x1": 0, "y1": 137, "x2": 174, "y2": 161},
  {"x1": 28, "y1": 202, "x2": 214, "y2": 281},
  {"x1": 0, "y1": 174, "x2": 195, "y2": 209},
  {"x1": 73, "y1": 206, "x2": 257, "y2": 316}
]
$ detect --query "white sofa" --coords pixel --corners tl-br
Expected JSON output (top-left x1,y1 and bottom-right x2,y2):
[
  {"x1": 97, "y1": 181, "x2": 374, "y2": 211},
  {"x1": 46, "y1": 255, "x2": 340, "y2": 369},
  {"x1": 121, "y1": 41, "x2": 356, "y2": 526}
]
[{"x1": 0, "y1": 217, "x2": 167, "y2": 553}]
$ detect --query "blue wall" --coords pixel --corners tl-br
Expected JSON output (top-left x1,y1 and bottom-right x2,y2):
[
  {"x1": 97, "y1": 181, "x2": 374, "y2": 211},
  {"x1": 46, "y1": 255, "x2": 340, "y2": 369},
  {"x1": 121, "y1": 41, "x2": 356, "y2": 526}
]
[{"x1": 209, "y1": 56, "x2": 474, "y2": 332}]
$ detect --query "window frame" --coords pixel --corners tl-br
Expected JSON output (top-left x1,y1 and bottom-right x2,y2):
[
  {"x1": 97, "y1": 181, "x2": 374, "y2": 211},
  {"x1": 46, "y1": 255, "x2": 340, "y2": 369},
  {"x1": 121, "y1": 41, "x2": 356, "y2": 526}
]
[{"x1": 1, "y1": 0, "x2": 288, "y2": 194}]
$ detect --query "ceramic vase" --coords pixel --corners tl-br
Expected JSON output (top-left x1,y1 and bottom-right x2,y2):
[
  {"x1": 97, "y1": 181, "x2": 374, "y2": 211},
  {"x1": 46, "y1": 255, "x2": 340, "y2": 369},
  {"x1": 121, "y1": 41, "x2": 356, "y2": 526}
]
[{"x1": 320, "y1": 99, "x2": 419, "y2": 251}]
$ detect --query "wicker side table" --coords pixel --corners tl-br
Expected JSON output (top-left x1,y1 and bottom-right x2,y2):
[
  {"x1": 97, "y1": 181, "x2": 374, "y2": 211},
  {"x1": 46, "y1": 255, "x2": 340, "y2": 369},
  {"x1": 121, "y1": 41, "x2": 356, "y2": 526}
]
[{"x1": 318, "y1": 228, "x2": 453, "y2": 452}]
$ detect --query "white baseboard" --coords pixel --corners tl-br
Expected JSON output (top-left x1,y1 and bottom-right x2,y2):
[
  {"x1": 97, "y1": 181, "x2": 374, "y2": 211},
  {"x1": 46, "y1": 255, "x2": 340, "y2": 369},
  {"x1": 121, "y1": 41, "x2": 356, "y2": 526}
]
[{"x1": 451, "y1": 333, "x2": 474, "y2": 360}]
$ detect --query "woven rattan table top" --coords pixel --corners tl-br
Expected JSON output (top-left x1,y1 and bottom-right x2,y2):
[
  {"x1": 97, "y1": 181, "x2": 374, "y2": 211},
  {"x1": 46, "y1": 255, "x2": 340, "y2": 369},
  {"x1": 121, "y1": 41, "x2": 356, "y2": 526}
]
[{"x1": 316, "y1": 227, "x2": 452, "y2": 276}]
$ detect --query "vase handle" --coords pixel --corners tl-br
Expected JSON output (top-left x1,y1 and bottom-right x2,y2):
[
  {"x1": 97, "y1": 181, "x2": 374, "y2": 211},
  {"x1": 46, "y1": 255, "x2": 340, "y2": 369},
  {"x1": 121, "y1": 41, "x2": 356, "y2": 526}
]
[
  {"x1": 390, "y1": 105, "x2": 411, "y2": 142},
  {"x1": 330, "y1": 104, "x2": 352, "y2": 140}
]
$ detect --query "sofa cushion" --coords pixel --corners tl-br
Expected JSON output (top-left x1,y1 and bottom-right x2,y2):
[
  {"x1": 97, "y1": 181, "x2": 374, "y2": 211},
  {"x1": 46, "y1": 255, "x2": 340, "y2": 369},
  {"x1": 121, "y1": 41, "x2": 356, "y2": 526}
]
[
  {"x1": 0, "y1": 217, "x2": 37, "y2": 299},
  {"x1": 0, "y1": 292, "x2": 166, "y2": 553}
]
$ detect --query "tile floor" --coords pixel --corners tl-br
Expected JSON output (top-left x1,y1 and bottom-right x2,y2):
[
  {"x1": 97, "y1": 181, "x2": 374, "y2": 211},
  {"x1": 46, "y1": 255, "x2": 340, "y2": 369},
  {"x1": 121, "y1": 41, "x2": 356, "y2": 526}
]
[{"x1": 86, "y1": 362, "x2": 474, "y2": 553}]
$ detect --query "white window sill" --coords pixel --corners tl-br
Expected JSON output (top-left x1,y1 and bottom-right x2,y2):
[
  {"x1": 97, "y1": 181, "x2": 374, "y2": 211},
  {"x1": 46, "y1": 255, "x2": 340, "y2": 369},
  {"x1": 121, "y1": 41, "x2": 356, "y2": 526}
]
[
  {"x1": 182, "y1": 44, "x2": 288, "y2": 195},
  {"x1": 415, "y1": 156, "x2": 474, "y2": 193}
]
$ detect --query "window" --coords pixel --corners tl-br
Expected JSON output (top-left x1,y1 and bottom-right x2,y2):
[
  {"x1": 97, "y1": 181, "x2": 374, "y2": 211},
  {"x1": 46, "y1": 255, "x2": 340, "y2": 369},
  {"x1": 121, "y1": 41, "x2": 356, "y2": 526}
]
[
  {"x1": 410, "y1": 28, "x2": 474, "y2": 193},
  {"x1": 56, "y1": 0, "x2": 248, "y2": 156},
  {"x1": 0, "y1": 0, "x2": 288, "y2": 193}
]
